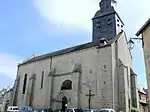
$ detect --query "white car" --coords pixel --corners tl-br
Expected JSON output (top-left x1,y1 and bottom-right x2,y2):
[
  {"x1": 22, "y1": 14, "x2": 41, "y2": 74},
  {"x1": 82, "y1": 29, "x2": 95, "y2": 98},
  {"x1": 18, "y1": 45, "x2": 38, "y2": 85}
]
[
  {"x1": 84, "y1": 109, "x2": 101, "y2": 112},
  {"x1": 84, "y1": 109, "x2": 116, "y2": 112},
  {"x1": 99, "y1": 109, "x2": 116, "y2": 112},
  {"x1": 7, "y1": 106, "x2": 19, "y2": 112}
]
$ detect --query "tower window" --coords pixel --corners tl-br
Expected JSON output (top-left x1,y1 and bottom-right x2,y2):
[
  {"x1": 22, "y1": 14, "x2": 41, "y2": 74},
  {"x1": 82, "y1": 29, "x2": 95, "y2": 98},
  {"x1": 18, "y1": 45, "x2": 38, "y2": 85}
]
[
  {"x1": 121, "y1": 25, "x2": 123, "y2": 28},
  {"x1": 117, "y1": 19, "x2": 119, "y2": 22},
  {"x1": 107, "y1": 18, "x2": 111, "y2": 21},
  {"x1": 22, "y1": 74, "x2": 28, "y2": 94},
  {"x1": 96, "y1": 23, "x2": 100, "y2": 29},
  {"x1": 117, "y1": 24, "x2": 120, "y2": 27},
  {"x1": 96, "y1": 26, "x2": 101, "y2": 29},
  {"x1": 41, "y1": 71, "x2": 44, "y2": 89},
  {"x1": 108, "y1": 21, "x2": 112, "y2": 25}
]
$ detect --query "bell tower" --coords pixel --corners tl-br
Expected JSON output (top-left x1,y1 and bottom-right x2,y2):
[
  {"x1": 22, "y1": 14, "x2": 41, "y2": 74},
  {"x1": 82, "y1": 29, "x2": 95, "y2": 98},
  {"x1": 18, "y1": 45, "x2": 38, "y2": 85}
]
[{"x1": 92, "y1": 0, "x2": 124, "y2": 41}]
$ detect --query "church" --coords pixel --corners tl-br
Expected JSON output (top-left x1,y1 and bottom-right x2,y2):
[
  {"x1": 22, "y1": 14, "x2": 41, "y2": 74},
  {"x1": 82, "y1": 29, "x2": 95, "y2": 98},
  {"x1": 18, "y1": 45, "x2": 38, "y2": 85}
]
[{"x1": 11, "y1": 0, "x2": 139, "y2": 112}]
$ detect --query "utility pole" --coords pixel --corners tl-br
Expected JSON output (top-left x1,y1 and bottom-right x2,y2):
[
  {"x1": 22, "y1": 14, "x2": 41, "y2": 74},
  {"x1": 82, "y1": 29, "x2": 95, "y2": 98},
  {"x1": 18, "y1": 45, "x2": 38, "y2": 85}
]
[{"x1": 86, "y1": 89, "x2": 95, "y2": 109}]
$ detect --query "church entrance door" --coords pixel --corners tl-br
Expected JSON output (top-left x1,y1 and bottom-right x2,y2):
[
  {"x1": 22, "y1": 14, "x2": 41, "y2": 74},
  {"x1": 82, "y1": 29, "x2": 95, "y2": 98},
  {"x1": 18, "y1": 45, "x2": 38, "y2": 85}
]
[{"x1": 62, "y1": 96, "x2": 68, "y2": 111}]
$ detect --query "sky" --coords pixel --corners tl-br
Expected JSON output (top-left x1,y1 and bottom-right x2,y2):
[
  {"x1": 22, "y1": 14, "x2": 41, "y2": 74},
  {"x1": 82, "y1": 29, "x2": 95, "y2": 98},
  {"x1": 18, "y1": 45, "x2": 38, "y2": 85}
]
[{"x1": 0, "y1": 0, "x2": 149, "y2": 89}]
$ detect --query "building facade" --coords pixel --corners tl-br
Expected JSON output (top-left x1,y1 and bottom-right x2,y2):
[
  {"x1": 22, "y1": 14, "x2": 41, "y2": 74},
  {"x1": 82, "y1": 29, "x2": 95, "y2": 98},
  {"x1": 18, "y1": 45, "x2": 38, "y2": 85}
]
[
  {"x1": 1, "y1": 88, "x2": 13, "y2": 112},
  {"x1": 138, "y1": 87, "x2": 148, "y2": 112},
  {"x1": 11, "y1": 0, "x2": 139, "y2": 112},
  {"x1": 0, "y1": 89, "x2": 7, "y2": 112},
  {"x1": 136, "y1": 18, "x2": 150, "y2": 111},
  {"x1": 12, "y1": 32, "x2": 137, "y2": 112},
  {"x1": 130, "y1": 69, "x2": 140, "y2": 111}
]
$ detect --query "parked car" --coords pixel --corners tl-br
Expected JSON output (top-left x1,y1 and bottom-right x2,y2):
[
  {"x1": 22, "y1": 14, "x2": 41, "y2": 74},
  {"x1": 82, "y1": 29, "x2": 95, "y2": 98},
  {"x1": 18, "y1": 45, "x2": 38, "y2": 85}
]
[
  {"x1": 99, "y1": 109, "x2": 116, "y2": 112},
  {"x1": 54, "y1": 109, "x2": 62, "y2": 112},
  {"x1": 83, "y1": 109, "x2": 101, "y2": 112},
  {"x1": 7, "y1": 106, "x2": 19, "y2": 112},
  {"x1": 65, "y1": 108, "x2": 83, "y2": 112},
  {"x1": 34, "y1": 108, "x2": 53, "y2": 112},
  {"x1": 19, "y1": 106, "x2": 34, "y2": 112}
]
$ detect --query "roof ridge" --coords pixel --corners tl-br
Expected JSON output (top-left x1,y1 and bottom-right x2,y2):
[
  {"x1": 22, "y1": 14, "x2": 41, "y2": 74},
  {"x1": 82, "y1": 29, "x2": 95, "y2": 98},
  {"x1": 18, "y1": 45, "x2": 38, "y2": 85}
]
[{"x1": 18, "y1": 32, "x2": 123, "y2": 66}]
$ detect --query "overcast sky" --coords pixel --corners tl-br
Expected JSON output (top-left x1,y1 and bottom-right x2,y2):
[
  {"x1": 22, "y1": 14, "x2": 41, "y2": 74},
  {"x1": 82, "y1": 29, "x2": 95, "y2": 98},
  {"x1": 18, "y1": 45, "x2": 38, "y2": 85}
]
[{"x1": 0, "y1": 0, "x2": 149, "y2": 89}]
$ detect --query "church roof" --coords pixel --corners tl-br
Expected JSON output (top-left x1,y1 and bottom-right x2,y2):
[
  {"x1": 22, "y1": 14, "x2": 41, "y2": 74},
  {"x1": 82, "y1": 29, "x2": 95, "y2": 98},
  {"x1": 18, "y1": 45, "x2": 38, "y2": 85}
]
[
  {"x1": 92, "y1": 8, "x2": 116, "y2": 19},
  {"x1": 136, "y1": 18, "x2": 150, "y2": 36},
  {"x1": 19, "y1": 55, "x2": 35, "y2": 65},
  {"x1": 130, "y1": 68, "x2": 137, "y2": 76},
  {"x1": 92, "y1": 9, "x2": 124, "y2": 25},
  {"x1": 18, "y1": 31, "x2": 123, "y2": 66}
]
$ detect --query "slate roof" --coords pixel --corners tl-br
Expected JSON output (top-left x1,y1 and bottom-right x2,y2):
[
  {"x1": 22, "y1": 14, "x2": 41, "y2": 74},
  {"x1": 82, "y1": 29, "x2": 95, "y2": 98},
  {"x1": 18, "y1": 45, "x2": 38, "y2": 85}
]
[
  {"x1": 130, "y1": 68, "x2": 137, "y2": 76},
  {"x1": 18, "y1": 31, "x2": 123, "y2": 66},
  {"x1": 93, "y1": 9, "x2": 124, "y2": 25},
  {"x1": 136, "y1": 18, "x2": 150, "y2": 36}
]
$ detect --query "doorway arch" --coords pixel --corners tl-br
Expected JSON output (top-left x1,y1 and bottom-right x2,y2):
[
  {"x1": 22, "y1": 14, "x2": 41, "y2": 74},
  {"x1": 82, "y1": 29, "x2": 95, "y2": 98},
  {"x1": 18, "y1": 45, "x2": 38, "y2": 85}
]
[
  {"x1": 62, "y1": 96, "x2": 68, "y2": 111},
  {"x1": 53, "y1": 91, "x2": 71, "y2": 110}
]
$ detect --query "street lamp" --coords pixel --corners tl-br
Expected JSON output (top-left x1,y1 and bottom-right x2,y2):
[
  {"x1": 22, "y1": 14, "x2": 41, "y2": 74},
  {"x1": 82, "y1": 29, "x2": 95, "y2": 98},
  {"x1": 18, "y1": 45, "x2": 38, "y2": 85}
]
[
  {"x1": 128, "y1": 38, "x2": 143, "y2": 50},
  {"x1": 128, "y1": 39, "x2": 135, "y2": 50}
]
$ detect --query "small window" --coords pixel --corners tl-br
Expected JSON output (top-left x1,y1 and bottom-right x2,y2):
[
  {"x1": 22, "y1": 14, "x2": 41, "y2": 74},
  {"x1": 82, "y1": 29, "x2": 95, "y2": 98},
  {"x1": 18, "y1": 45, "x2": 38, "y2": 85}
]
[
  {"x1": 96, "y1": 26, "x2": 101, "y2": 29},
  {"x1": 121, "y1": 25, "x2": 123, "y2": 27},
  {"x1": 96, "y1": 23, "x2": 100, "y2": 29},
  {"x1": 108, "y1": 21, "x2": 112, "y2": 25},
  {"x1": 117, "y1": 19, "x2": 119, "y2": 22},
  {"x1": 22, "y1": 74, "x2": 28, "y2": 94},
  {"x1": 107, "y1": 18, "x2": 111, "y2": 21},
  {"x1": 139, "y1": 94, "x2": 141, "y2": 100},
  {"x1": 41, "y1": 71, "x2": 44, "y2": 89},
  {"x1": 117, "y1": 24, "x2": 120, "y2": 27},
  {"x1": 104, "y1": 65, "x2": 106, "y2": 69}
]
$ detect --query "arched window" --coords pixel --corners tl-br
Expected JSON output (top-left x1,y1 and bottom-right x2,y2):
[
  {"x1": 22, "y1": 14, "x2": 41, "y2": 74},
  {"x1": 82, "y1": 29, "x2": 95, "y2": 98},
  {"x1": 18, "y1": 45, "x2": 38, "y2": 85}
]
[
  {"x1": 41, "y1": 71, "x2": 44, "y2": 89},
  {"x1": 22, "y1": 74, "x2": 28, "y2": 94},
  {"x1": 61, "y1": 80, "x2": 72, "y2": 90}
]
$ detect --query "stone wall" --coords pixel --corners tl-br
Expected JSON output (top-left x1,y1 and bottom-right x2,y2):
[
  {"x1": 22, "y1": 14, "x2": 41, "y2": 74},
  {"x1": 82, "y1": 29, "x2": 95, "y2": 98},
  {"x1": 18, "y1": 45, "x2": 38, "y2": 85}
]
[
  {"x1": 111, "y1": 33, "x2": 133, "y2": 112},
  {"x1": 16, "y1": 45, "x2": 113, "y2": 109},
  {"x1": 14, "y1": 32, "x2": 133, "y2": 111},
  {"x1": 142, "y1": 26, "x2": 150, "y2": 111},
  {"x1": 117, "y1": 33, "x2": 132, "y2": 112}
]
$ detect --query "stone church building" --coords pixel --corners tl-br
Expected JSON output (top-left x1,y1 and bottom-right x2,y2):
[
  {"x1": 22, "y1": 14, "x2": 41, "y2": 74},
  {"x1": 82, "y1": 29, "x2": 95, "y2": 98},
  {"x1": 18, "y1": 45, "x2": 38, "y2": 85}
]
[{"x1": 11, "y1": 0, "x2": 139, "y2": 112}]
